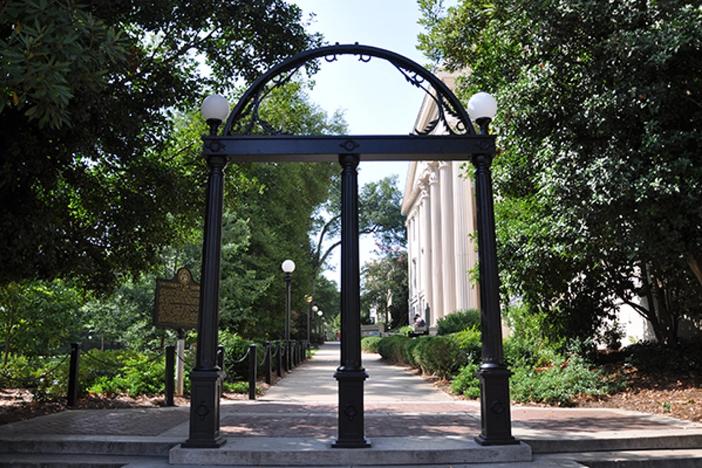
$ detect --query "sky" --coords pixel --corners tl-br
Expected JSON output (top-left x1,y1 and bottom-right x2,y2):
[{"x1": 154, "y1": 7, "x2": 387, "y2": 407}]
[{"x1": 290, "y1": 0, "x2": 428, "y2": 282}]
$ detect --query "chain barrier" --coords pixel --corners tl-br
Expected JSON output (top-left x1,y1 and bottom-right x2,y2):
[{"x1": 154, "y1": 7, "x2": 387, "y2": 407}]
[
  {"x1": 232, "y1": 348, "x2": 251, "y2": 364},
  {"x1": 257, "y1": 346, "x2": 267, "y2": 366},
  {"x1": 0, "y1": 354, "x2": 69, "y2": 388}
]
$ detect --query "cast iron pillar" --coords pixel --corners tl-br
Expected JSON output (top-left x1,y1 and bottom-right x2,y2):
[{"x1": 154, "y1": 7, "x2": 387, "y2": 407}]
[
  {"x1": 183, "y1": 152, "x2": 227, "y2": 448},
  {"x1": 333, "y1": 153, "x2": 370, "y2": 448},
  {"x1": 472, "y1": 120, "x2": 517, "y2": 446}
]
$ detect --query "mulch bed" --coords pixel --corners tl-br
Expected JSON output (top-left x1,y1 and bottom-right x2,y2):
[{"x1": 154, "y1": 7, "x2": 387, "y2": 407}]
[
  {"x1": 0, "y1": 388, "x2": 261, "y2": 426},
  {"x1": 573, "y1": 365, "x2": 702, "y2": 422}
]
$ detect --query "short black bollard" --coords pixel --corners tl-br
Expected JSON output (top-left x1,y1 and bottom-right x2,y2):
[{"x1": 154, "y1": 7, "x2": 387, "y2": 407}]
[
  {"x1": 165, "y1": 345, "x2": 175, "y2": 406},
  {"x1": 276, "y1": 342, "x2": 283, "y2": 377},
  {"x1": 248, "y1": 344, "x2": 257, "y2": 400},
  {"x1": 264, "y1": 341, "x2": 272, "y2": 385},
  {"x1": 67, "y1": 343, "x2": 80, "y2": 407}
]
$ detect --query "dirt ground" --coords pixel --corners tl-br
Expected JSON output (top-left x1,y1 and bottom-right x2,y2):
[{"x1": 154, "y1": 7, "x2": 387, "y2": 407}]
[
  {"x1": 574, "y1": 366, "x2": 702, "y2": 422},
  {"x1": 0, "y1": 388, "x2": 258, "y2": 426}
]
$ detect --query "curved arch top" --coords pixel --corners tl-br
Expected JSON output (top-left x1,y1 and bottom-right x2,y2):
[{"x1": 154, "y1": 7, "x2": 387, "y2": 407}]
[{"x1": 223, "y1": 43, "x2": 476, "y2": 136}]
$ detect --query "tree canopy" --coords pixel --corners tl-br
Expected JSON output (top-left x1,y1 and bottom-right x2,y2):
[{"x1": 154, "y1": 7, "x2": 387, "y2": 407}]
[
  {"x1": 419, "y1": 0, "x2": 702, "y2": 344},
  {"x1": 0, "y1": 0, "x2": 320, "y2": 290}
]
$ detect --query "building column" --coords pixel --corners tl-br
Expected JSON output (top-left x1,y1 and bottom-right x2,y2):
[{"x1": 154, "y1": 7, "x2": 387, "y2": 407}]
[
  {"x1": 452, "y1": 161, "x2": 471, "y2": 310},
  {"x1": 428, "y1": 165, "x2": 443, "y2": 323},
  {"x1": 439, "y1": 162, "x2": 456, "y2": 316},
  {"x1": 419, "y1": 182, "x2": 432, "y2": 322}
]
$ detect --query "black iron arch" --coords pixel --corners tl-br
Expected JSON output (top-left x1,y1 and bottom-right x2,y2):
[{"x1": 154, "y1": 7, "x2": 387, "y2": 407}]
[{"x1": 222, "y1": 43, "x2": 475, "y2": 136}]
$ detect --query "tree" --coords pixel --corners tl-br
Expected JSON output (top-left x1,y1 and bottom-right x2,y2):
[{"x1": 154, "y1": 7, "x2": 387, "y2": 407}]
[
  {"x1": 0, "y1": 0, "x2": 320, "y2": 290},
  {"x1": 361, "y1": 251, "x2": 409, "y2": 329},
  {"x1": 0, "y1": 280, "x2": 84, "y2": 362},
  {"x1": 419, "y1": 0, "x2": 702, "y2": 345},
  {"x1": 311, "y1": 175, "x2": 407, "y2": 296}
]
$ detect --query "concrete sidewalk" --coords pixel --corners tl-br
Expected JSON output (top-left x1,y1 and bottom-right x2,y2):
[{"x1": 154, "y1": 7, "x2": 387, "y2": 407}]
[
  {"x1": 261, "y1": 341, "x2": 452, "y2": 404},
  {"x1": 1, "y1": 341, "x2": 701, "y2": 466}
]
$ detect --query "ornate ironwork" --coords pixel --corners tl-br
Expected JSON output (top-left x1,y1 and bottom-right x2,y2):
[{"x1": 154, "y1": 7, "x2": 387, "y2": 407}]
[{"x1": 224, "y1": 43, "x2": 475, "y2": 137}]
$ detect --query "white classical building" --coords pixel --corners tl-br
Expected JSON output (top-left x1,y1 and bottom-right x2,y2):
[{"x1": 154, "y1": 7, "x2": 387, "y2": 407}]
[{"x1": 400, "y1": 74, "x2": 480, "y2": 327}]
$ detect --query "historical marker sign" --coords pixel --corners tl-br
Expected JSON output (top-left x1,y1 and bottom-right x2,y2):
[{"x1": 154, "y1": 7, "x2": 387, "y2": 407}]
[{"x1": 154, "y1": 267, "x2": 200, "y2": 329}]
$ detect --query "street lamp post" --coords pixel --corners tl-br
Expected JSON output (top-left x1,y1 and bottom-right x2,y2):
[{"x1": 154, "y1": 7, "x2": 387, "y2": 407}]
[
  {"x1": 310, "y1": 304, "x2": 318, "y2": 344},
  {"x1": 468, "y1": 92, "x2": 517, "y2": 446},
  {"x1": 317, "y1": 309, "x2": 323, "y2": 338},
  {"x1": 281, "y1": 259, "x2": 295, "y2": 371},
  {"x1": 183, "y1": 94, "x2": 230, "y2": 449}
]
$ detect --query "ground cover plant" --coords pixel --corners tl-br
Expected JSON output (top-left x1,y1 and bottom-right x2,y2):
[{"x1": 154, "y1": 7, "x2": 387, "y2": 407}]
[{"x1": 375, "y1": 306, "x2": 614, "y2": 406}]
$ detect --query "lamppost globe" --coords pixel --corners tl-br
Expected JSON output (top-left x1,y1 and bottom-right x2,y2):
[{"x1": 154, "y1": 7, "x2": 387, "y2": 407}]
[
  {"x1": 201, "y1": 94, "x2": 230, "y2": 122},
  {"x1": 467, "y1": 92, "x2": 498, "y2": 121},
  {"x1": 317, "y1": 310, "x2": 323, "y2": 317},
  {"x1": 281, "y1": 259, "x2": 296, "y2": 273},
  {"x1": 312, "y1": 305, "x2": 319, "y2": 313}
]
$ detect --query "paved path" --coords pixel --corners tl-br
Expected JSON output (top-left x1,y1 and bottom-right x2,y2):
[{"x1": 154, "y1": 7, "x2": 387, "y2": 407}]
[
  {"x1": 2, "y1": 340, "x2": 702, "y2": 467},
  {"x1": 261, "y1": 341, "x2": 452, "y2": 404}
]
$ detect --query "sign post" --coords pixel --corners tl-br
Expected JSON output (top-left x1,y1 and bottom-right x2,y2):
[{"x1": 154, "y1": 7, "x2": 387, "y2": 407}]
[{"x1": 154, "y1": 267, "x2": 200, "y2": 400}]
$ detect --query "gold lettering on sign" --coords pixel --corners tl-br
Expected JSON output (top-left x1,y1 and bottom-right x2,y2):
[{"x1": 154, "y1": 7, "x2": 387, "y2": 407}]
[{"x1": 154, "y1": 267, "x2": 200, "y2": 329}]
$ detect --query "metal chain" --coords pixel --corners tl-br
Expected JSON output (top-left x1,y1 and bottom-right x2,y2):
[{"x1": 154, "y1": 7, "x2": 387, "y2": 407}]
[
  {"x1": 232, "y1": 348, "x2": 251, "y2": 364},
  {"x1": 0, "y1": 354, "x2": 69, "y2": 387}
]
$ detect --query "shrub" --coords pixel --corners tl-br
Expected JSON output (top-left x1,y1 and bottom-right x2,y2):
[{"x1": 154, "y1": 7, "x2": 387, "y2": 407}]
[
  {"x1": 377, "y1": 335, "x2": 410, "y2": 363},
  {"x1": 396, "y1": 325, "x2": 413, "y2": 336},
  {"x1": 451, "y1": 363, "x2": 480, "y2": 399},
  {"x1": 503, "y1": 304, "x2": 560, "y2": 368},
  {"x1": 223, "y1": 381, "x2": 261, "y2": 395},
  {"x1": 437, "y1": 309, "x2": 480, "y2": 335},
  {"x1": 624, "y1": 341, "x2": 702, "y2": 374},
  {"x1": 218, "y1": 330, "x2": 254, "y2": 380},
  {"x1": 361, "y1": 336, "x2": 382, "y2": 353},
  {"x1": 510, "y1": 355, "x2": 611, "y2": 406},
  {"x1": 450, "y1": 328, "x2": 482, "y2": 363},
  {"x1": 411, "y1": 335, "x2": 463, "y2": 379}
]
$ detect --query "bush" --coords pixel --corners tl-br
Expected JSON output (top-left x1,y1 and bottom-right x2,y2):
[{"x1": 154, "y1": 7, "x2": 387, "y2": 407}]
[
  {"x1": 624, "y1": 341, "x2": 702, "y2": 374},
  {"x1": 85, "y1": 350, "x2": 165, "y2": 396},
  {"x1": 450, "y1": 328, "x2": 482, "y2": 363},
  {"x1": 510, "y1": 355, "x2": 611, "y2": 406},
  {"x1": 361, "y1": 336, "x2": 382, "y2": 353},
  {"x1": 411, "y1": 335, "x2": 462, "y2": 379},
  {"x1": 437, "y1": 309, "x2": 480, "y2": 335},
  {"x1": 223, "y1": 381, "x2": 261, "y2": 395},
  {"x1": 451, "y1": 363, "x2": 480, "y2": 398},
  {"x1": 377, "y1": 335, "x2": 410, "y2": 363},
  {"x1": 503, "y1": 305, "x2": 560, "y2": 368},
  {"x1": 218, "y1": 330, "x2": 254, "y2": 380},
  {"x1": 396, "y1": 325, "x2": 413, "y2": 336}
]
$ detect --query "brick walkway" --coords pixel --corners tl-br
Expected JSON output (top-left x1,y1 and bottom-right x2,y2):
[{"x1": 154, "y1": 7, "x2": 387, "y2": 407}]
[{"x1": 0, "y1": 342, "x2": 700, "y2": 447}]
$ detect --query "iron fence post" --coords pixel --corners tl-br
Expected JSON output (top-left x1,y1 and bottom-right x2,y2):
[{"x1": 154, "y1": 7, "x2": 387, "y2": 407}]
[
  {"x1": 165, "y1": 345, "x2": 175, "y2": 406},
  {"x1": 248, "y1": 344, "x2": 257, "y2": 400},
  {"x1": 264, "y1": 341, "x2": 272, "y2": 385},
  {"x1": 67, "y1": 343, "x2": 80, "y2": 408}
]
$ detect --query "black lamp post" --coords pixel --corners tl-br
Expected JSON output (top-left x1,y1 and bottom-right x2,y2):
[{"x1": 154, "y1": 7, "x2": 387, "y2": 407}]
[
  {"x1": 317, "y1": 309, "x2": 323, "y2": 337},
  {"x1": 183, "y1": 94, "x2": 230, "y2": 449},
  {"x1": 467, "y1": 92, "x2": 517, "y2": 446},
  {"x1": 310, "y1": 304, "x2": 318, "y2": 343},
  {"x1": 282, "y1": 259, "x2": 295, "y2": 370}
]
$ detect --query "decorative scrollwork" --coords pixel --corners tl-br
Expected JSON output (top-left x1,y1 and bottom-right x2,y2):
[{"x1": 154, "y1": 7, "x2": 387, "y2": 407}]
[{"x1": 224, "y1": 44, "x2": 474, "y2": 137}]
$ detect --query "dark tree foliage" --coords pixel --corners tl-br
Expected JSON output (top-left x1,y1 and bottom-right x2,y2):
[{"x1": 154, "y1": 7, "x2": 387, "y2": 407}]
[
  {"x1": 419, "y1": 0, "x2": 702, "y2": 345},
  {"x1": 0, "y1": 0, "x2": 320, "y2": 291}
]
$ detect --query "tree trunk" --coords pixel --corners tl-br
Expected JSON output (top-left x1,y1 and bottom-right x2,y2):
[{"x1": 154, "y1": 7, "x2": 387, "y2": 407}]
[{"x1": 688, "y1": 253, "x2": 702, "y2": 288}]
